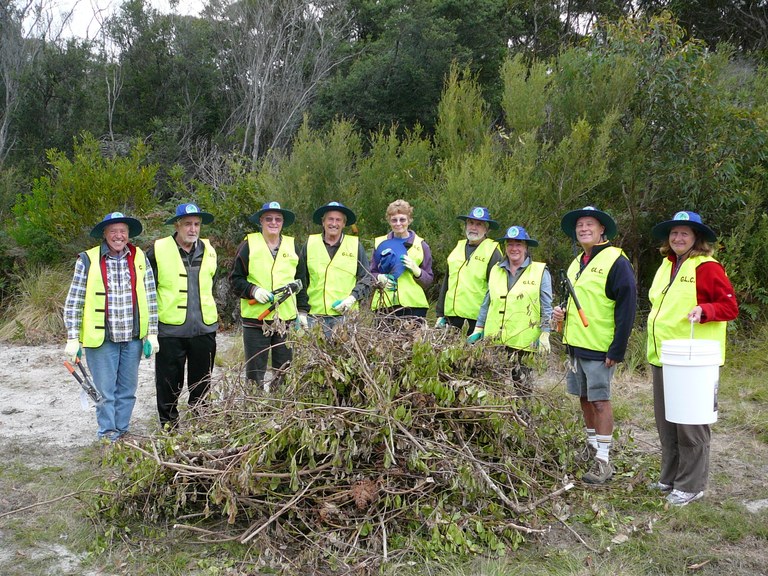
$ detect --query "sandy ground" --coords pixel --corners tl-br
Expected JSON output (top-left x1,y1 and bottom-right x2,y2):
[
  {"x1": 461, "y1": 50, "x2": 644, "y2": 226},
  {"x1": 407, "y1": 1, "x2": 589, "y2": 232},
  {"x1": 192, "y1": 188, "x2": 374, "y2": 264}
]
[{"x1": 0, "y1": 336, "x2": 237, "y2": 575}]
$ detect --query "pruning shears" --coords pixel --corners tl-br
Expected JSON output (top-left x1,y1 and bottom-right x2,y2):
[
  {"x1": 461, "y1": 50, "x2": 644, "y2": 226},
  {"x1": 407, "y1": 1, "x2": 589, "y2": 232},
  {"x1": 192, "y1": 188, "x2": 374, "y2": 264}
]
[
  {"x1": 248, "y1": 279, "x2": 303, "y2": 321},
  {"x1": 64, "y1": 357, "x2": 104, "y2": 404}
]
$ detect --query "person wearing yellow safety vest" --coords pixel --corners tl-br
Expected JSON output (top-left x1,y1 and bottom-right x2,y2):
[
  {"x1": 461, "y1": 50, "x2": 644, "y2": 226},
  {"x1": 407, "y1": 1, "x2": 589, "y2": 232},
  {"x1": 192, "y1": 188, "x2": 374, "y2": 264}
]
[
  {"x1": 230, "y1": 202, "x2": 300, "y2": 389},
  {"x1": 64, "y1": 212, "x2": 159, "y2": 442},
  {"x1": 370, "y1": 199, "x2": 434, "y2": 319},
  {"x1": 435, "y1": 207, "x2": 503, "y2": 333},
  {"x1": 296, "y1": 201, "x2": 372, "y2": 338},
  {"x1": 552, "y1": 206, "x2": 636, "y2": 486},
  {"x1": 467, "y1": 226, "x2": 552, "y2": 382},
  {"x1": 146, "y1": 203, "x2": 218, "y2": 429},
  {"x1": 646, "y1": 211, "x2": 738, "y2": 507}
]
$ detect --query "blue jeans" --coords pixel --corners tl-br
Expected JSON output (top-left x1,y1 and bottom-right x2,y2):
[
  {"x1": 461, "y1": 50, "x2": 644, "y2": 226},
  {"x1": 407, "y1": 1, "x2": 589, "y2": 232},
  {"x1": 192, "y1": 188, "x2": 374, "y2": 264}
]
[
  {"x1": 85, "y1": 339, "x2": 142, "y2": 441},
  {"x1": 308, "y1": 315, "x2": 345, "y2": 339}
]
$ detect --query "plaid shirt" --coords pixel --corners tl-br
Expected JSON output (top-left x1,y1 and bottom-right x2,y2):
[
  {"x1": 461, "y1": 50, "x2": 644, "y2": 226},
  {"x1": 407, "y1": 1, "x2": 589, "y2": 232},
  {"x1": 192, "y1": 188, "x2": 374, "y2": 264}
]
[{"x1": 64, "y1": 243, "x2": 158, "y2": 343}]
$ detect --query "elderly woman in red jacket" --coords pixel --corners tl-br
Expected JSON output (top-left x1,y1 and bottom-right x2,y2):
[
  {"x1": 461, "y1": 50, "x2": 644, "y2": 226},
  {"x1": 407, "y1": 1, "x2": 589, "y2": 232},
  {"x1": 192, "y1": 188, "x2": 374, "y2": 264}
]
[{"x1": 646, "y1": 211, "x2": 738, "y2": 506}]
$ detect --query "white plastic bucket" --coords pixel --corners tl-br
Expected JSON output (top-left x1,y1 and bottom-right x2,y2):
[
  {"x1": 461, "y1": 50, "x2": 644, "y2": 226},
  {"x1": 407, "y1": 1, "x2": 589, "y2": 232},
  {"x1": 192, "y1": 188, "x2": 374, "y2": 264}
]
[{"x1": 661, "y1": 339, "x2": 720, "y2": 425}]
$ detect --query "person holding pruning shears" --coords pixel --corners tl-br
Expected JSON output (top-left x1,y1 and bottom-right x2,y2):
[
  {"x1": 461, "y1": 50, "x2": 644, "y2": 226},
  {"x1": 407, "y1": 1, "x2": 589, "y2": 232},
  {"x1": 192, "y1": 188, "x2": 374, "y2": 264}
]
[
  {"x1": 63, "y1": 212, "x2": 159, "y2": 442},
  {"x1": 552, "y1": 206, "x2": 636, "y2": 485},
  {"x1": 230, "y1": 202, "x2": 300, "y2": 390},
  {"x1": 147, "y1": 203, "x2": 218, "y2": 430}
]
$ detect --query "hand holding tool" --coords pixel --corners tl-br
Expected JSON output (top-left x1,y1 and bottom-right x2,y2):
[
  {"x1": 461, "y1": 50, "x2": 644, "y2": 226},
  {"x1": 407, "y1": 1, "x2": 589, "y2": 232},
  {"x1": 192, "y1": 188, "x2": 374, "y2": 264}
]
[
  {"x1": 64, "y1": 339, "x2": 81, "y2": 363},
  {"x1": 252, "y1": 286, "x2": 274, "y2": 304},
  {"x1": 249, "y1": 280, "x2": 303, "y2": 321},
  {"x1": 64, "y1": 358, "x2": 103, "y2": 404},
  {"x1": 332, "y1": 295, "x2": 356, "y2": 314}
]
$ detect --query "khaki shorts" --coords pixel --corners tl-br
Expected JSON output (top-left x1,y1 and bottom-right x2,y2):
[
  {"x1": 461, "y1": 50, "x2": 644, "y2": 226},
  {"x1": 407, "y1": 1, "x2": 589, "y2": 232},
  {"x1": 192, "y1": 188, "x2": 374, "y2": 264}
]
[{"x1": 566, "y1": 357, "x2": 615, "y2": 401}]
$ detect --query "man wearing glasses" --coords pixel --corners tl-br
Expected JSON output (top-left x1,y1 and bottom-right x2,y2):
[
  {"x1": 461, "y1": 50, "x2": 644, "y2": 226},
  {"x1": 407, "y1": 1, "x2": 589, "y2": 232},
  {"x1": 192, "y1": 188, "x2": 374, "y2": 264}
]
[
  {"x1": 230, "y1": 201, "x2": 300, "y2": 390},
  {"x1": 296, "y1": 201, "x2": 372, "y2": 337}
]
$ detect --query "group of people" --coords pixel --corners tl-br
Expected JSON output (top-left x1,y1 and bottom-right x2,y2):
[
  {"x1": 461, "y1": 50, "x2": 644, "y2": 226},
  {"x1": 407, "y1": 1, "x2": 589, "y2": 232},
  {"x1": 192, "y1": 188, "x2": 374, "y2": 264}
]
[{"x1": 64, "y1": 200, "x2": 738, "y2": 508}]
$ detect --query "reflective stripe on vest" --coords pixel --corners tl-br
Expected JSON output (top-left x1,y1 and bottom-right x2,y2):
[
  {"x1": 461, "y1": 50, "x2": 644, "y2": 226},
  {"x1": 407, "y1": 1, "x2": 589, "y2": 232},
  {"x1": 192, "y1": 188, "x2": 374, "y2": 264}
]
[
  {"x1": 154, "y1": 236, "x2": 218, "y2": 326},
  {"x1": 485, "y1": 261, "x2": 546, "y2": 350},
  {"x1": 241, "y1": 234, "x2": 299, "y2": 321},
  {"x1": 306, "y1": 234, "x2": 358, "y2": 316},
  {"x1": 646, "y1": 255, "x2": 726, "y2": 366},
  {"x1": 371, "y1": 234, "x2": 429, "y2": 310},
  {"x1": 81, "y1": 245, "x2": 149, "y2": 347},
  {"x1": 444, "y1": 238, "x2": 499, "y2": 319},
  {"x1": 563, "y1": 246, "x2": 623, "y2": 352}
]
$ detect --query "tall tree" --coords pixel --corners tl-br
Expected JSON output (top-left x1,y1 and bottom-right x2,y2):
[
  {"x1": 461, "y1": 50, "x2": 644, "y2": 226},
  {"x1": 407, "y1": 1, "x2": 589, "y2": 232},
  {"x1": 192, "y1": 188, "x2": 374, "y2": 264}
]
[{"x1": 212, "y1": 0, "x2": 352, "y2": 161}]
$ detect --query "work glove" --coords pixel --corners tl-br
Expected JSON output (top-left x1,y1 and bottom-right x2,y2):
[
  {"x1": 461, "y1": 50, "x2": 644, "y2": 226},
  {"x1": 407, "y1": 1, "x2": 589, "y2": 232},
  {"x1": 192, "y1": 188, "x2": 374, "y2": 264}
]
[
  {"x1": 401, "y1": 255, "x2": 422, "y2": 278},
  {"x1": 377, "y1": 273, "x2": 397, "y2": 291},
  {"x1": 296, "y1": 312, "x2": 309, "y2": 331},
  {"x1": 144, "y1": 334, "x2": 160, "y2": 358},
  {"x1": 434, "y1": 317, "x2": 447, "y2": 329},
  {"x1": 65, "y1": 338, "x2": 81, "y2": 363},
  {"x1": 252, "y1": 286, "x2": 274, "y2": 304},
  {"x1": 467, "y1": 328, "x2": 484, "y2": 344},
  {"x1": 538, "y1": 331, "x2": 551, "y2": 354},
  {"x1": 332, "y1": 295, "x2": 357, "y2": 314}
]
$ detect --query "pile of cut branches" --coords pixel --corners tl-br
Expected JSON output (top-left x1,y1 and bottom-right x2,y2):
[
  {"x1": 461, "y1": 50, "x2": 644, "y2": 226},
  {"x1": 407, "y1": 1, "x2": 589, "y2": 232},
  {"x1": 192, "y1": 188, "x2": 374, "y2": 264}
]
[{"x1": 95, "y1": 317, "x2": 585, "y2": 570}]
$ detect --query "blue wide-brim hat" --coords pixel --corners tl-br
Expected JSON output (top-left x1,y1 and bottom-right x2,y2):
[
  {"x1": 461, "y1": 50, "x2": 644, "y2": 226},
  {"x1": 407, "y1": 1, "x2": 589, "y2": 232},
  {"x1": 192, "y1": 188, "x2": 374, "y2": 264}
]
[
  {"x1": 90, "y1": 212, "x2": 143, "y2": 238},
  {"x1": 560, "y1": 206, "x2": 617, "y2": 240},
  {"x1": 498, "y1": 225, "x2": 539, "y2": 247},
  {"x1": 373, "y1": 238, "x2": 408, "y2": 279},
  {"x1": 652, "y1": 211, "x2": 716, "y2": 243},
  {"x1": 165, "y1": 203, "x2": 214, "y2": 225},
  {"x1": 457, "y1": 206, "x2": 499, "y2": 230},
  {"x1": 312, "y1": 201, "x2": 357, "y2": 226},
  {"x1": 249, "y1": 201, "x2": 296, "y2": 227}
]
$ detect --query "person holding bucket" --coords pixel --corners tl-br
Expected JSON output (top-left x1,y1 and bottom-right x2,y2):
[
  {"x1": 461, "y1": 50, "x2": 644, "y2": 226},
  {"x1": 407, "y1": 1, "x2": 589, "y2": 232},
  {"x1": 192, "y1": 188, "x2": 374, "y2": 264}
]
[
  {"x1": 551, "y1": 206, "x2": 637, "y2": 485},
  {"x1": 647, "y1": 211, "x2": 738, "y2": 506}
]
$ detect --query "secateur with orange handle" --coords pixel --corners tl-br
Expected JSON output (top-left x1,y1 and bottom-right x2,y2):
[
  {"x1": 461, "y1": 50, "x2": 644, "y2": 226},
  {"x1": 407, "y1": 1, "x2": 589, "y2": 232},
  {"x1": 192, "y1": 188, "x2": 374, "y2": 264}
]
[
  {"x1": 64, "y1": 356, "x2": 104, "y2": 404},
  {"x1": 247, "y1": 279, "x2": 303, "y2": 321},
  {"x1": 557, "y1": 269, "x2": 589, "y2": 331}
]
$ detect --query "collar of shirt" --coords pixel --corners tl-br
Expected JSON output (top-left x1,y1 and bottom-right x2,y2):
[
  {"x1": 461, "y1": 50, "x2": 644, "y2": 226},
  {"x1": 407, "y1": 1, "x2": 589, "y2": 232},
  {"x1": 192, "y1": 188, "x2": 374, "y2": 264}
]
[
  {"x1": 498, "y1": 256, "x2": 530, "y2": 272},
  {"x1": 323, "y1": 232, "x2": 344, "y2": 247},
  {"x1": 100, "y1": 241, "x2": 130, "y2": 259}
]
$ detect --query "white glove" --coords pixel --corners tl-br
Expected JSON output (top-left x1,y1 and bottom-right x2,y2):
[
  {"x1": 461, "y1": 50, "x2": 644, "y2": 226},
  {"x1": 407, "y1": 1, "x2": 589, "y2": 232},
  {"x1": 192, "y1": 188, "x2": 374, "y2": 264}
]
[
  {"x1": 143, "y1": 334, "x2": 160, "y2": 358},
  {"x1": 296, "y1": 312, "x2": 309, "y2": 330},
  {"x1": 401, "y1": 255, "x2": 422, "y2": 277},
  {"x1": 377, "y1": 274, "x2": 397, "y2": 291},
  {"x1": 434, "y1": 317, "x2": 447, "y2": 328},
  {"x1": 538, "y1": 331, "x2": 551, "y2": 354},
  {"x1": 252, "y1": 286, "x2": 274, "y2": 304},
  {"x1": 332, "y1": 295, "x2": 356, "y2": 314},
  {"x1": 65, "y1": 339, "x2": 80, "y2": 362}
]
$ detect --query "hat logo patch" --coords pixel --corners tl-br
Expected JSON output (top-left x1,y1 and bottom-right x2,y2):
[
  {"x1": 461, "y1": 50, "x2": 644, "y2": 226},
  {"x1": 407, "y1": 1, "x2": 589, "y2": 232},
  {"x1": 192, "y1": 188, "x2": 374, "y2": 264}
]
[
  {"x1": 509, "y1": 227, "x2": 520, "y2": 238},
  {"x1": 472, "y1": 208, "x2": 485, "y2": 218},
  {"x1": 583, "y1": 206, "x2": 596, "y2": 211},
  {"x1": 109, "y1": 212, "x2": 124, "y2": 219},
  {"x1": 674, "y1": 211, "x2": 690, "y2": 221},
  {"x1": 185, "y1": 205, "x2": 199, "y2": 214},
  {"x1": 329, "y1": 202, "x2": 340, "y2": 207},
  {"x1": 269, "y1": 201, "x2": 280, "y2": 209}
]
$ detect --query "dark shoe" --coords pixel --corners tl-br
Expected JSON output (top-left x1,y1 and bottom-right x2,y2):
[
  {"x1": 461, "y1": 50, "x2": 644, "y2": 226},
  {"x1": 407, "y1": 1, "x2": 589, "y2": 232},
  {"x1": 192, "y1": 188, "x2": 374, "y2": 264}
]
[
  {"x1": 648, "y1": 481, "x2": 673, "y2": 493},
  {"x1": 583, "y1": 458, "x2": 613, "y2": 484}
]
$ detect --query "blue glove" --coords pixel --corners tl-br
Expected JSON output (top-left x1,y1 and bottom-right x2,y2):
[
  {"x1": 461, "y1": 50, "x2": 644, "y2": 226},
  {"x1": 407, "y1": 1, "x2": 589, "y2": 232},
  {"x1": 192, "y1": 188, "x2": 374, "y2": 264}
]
[{"x1": 467, "y1": 329, "x2": 484, "y2": 344}]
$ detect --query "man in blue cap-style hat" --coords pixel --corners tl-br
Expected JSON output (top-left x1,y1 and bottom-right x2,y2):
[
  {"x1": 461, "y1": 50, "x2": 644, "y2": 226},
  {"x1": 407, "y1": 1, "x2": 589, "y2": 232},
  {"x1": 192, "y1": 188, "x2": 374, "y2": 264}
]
[
  {"x1": 435, "y1": 207, "x2": 504, "y2": 333},
  {"x1": 552, "y1": 206, "x2": 637, "y2": 485},
  {"x1": 147, "y1": 203, "x2": 218, "y2": 428},
  {"x1": 296, "y1": 201, "x2": 372, "y2": 337},
  {"x1": 467, "y1": 225, "x2": 553, "y2": 365},
  {"x1": 64, "y1": 211, "x2": 159, "y2": 441}
]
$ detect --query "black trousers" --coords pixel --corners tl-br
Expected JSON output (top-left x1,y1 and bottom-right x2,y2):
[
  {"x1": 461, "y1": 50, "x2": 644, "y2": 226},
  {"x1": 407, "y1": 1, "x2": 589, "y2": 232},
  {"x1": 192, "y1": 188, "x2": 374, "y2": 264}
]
[
  {"x1": 243, "y1": 325, "x2": 292, "y2": 384},
  {"x1": 155, "y1": 333, "x2": 216, "y2": 426},
  {"x1": 446, "y1": 315, "x2": 476, "y2": 333}
]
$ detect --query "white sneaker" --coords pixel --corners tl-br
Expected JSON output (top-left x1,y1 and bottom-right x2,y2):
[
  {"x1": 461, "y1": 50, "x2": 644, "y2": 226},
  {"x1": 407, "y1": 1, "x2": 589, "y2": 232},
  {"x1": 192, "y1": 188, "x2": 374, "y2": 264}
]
[{"x1": 666, "y1": 489, "x2": 704, "y2": 507}]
